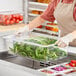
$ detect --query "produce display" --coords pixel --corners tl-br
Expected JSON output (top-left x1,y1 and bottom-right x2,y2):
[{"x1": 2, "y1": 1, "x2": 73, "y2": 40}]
[
  {"x1": 36, "y1": 23, "x2": 59, "y2": 33},
  {"x1": 65, "y1": 60, "x2": 76, "y2": 67},
  {"x1": 0, "y1": 13, "x2": 23, "y2": 25},
  {"x1": 45, "y1": 23, "x2": 59, "y2": 32},
  {"x1": 10, "y1": 38, "x2": 67, "y2": 61},
  {"x1": 38, "y1": 61, "x2": 76, "y2": 76}
]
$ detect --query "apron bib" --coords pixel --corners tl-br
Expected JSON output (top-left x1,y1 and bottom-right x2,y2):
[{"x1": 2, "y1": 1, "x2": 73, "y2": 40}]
[{"x1": 54, "y1": 0, "x2": 76, "y2": 46}]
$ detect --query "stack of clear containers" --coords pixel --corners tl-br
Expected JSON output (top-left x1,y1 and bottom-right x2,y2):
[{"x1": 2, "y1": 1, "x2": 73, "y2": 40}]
[
  {"x1": 0, "y1": 11, "x2": 23, "y2": 25},
  {"x1": 9, "y1": 34, "x2": 68, "y2": 62}
]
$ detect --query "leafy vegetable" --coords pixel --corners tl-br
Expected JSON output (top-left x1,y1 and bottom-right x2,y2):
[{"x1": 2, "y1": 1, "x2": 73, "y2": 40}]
[
  {"x1": 25, "y1": 36, "x2": 57, "y2": 45},
  {"x1": 10, "y1": 42, "x2": 67, "y2": 61}
]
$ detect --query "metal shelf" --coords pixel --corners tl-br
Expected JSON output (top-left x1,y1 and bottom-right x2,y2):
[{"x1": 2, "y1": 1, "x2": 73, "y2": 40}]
[
  {"x1": 29, "y1": 8, "x2": 45, "y2": 12},
  {"x1": 29, "y1": 13, "x2": 40, "y2": 17},
  {"x1": 29, "y1": 2, "x2": 48, "y2": 7},
  {"x1": 33, "y1": 28, "x2": 59, "y2": 35},
  {"x1": 23, "y1": 0, "x2": 48, "y2": 23}
]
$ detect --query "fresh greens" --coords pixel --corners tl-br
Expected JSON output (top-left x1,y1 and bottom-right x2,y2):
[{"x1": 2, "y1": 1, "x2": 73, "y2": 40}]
[
  {"x1": 25, "y1": 36, "x2": 57, "y2": 45},
  {"x1": 10, "y1": 42, "x2": 67, "y2": 61}
]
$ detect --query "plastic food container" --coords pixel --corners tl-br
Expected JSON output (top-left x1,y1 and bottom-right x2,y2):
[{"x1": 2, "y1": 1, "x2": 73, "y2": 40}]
[
  {"x1": 32, "y1": 22, "x2": 60, "y2": 38},
  {"x1": 8, "y1": 34, "x2": 68, "y2": 62},
  {"x1": 38, "y1": 62, "x2": 73, "y2": 76},
  {"x1": 0, "y1": 11, "x2": 23, "y2": 25}
]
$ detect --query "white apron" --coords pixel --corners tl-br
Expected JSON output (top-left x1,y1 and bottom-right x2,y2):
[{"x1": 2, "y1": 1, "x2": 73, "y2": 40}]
[{"x1": 54, "y1": 0, "x2": 76, "y2": 46}]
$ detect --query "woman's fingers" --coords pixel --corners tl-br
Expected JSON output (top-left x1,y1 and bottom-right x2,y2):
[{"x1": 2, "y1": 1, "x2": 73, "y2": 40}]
[
  {"x1": 58, "y1": 42, "x2": 67, "y2": 47},
  {"x1": 55, "y1": 40, "x2": 67, "y2": 48},
  {"x1": 55, "y1": 40, "x2": 60, "y2": 45}
]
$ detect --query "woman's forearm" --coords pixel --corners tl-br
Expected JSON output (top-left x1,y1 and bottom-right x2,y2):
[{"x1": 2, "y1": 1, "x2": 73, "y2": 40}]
[
  {"x1": 28, "y1": 16, "x2": 46, "y2": 30},
  {"x1": 72, "y1": 31, "x2": 76, "y2": 38}
]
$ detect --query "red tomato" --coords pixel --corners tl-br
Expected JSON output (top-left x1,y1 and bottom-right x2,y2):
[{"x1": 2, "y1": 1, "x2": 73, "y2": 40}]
[
  {"x1": 45, "y1": 26, "x2": 53, "y2": 30},
  {"x1": 37, "y1": 25, "x2": 42, "y2": 28},
  {"x1": 65, "y1": 64, "x2": 69, "y2": 66},
  {"x1": 15, "y1": 14, "x2": 20, "y2": 19},
  {"x1": 4, "y1": 15, "x2": 8, "y2": 20},
  {"x1": 11, "y1": 14, "x2": 16, "y2": 18},
  {"x1": 49, "y1": 27, "x2": 53, "y2": 30},
  {"x1": 12, "y1": 18, "x2": 16, "y2": 22},
  {"x1": 15, "y1": 19, "x2": 19, "y2": 23},
  {"x1": 10, "y1": 20, "x2": 15, "y2": 24},
  {"x1": 4, "y1": 20, "x2": 10, "y2": 25},
  {"x1": 69, "y1": 63, "x2": 76, "y2": 67},
  {"x1": 2, "y1": 15, "x2": 8, "y2": 22},
  {"x1": 47, "y1": 23, "x2": 57, "y2": 26},
  {"x1": 45, "y1": 26, "x2": 49, "y2": 30},
  {"x1": 71, "y1": 60, "x2": 76, "y2": 64},
  {"x1": 9, "y1": 15, "x2": 13, "y2": 20},
  {"x1": 19, "y1": 15, "x2": 23, "y2": 21}
]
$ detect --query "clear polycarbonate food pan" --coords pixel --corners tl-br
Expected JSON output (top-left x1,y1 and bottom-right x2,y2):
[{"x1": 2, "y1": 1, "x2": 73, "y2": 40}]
[
  {"x1": 7, "y1": 33, "x2": 68, "y2": 62},
  {"x1": 0, "y1": 11, "x2": 23, "y2": 25}
]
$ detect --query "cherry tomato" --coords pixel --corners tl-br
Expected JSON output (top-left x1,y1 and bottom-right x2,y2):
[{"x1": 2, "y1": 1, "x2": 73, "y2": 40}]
[
  {"x1": 15, "y1": 19, "x2": 19, "y2": 23},
  {"x1": 69, "y1": 63, "x2": 76, "y2": 67},
  {"x1": 71, "y1": 60, "x2": 76, "y2": 64},
  {"x1": 11, "y1": 14, "x2": 16, "y2": 18},
  {"x1": 45, "y1": 26, "x2": 49, "y2": 30},
  {"x1": 45, "y1": 26, "x2": 53, "y2": 30},
  {"x1": 37, "y1": 25, "x2": 42, "y2": 28},
  {"x1": 2, "y1": 15, "x2": 8, "y2": 22},
  {"x1": 4, "y1": 20, "x2": 10, "y2": 25},
  {"x1": 8, "y1": 15, "x2": 13, "y2": 20},
  {"x1": 49, "y1": 27, "x2": 53, "y2": 30},
  {"x1": 4, "y1": 15, "x2": 8, "y2": 20},
  {"x1": 47, "y1": 23, "x2": 57, "y2": 26},
  {"x1": 19, "y1": 15, "x2": 23, "y2": 21},
  {"x1": 12, "y1": 18, "x2": 16, "y2": 22},
  {"x1": 10, "y1": 20, "x2": 15, "y2": 24},
  {"x1": 65, "y1": 64, "x2": 69, "y2": 66},
  {"x1": 15, "y1": 14, "x2": 20, "y2": 19}
]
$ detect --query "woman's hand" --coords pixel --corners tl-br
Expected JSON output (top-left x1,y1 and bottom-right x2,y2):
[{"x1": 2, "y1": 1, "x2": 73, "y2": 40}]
[
  {"x1": 55, "y1": 33, "x2": 75, "y2": 48},
  {"x1": 55, "y1": 38, "x2": 69, "y2": 48}
]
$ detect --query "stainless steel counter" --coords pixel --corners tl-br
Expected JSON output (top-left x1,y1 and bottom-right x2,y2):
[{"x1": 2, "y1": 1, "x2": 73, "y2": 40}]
[{"x1": 0, "y1": 60, "x2": 45, "y2": 76}]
